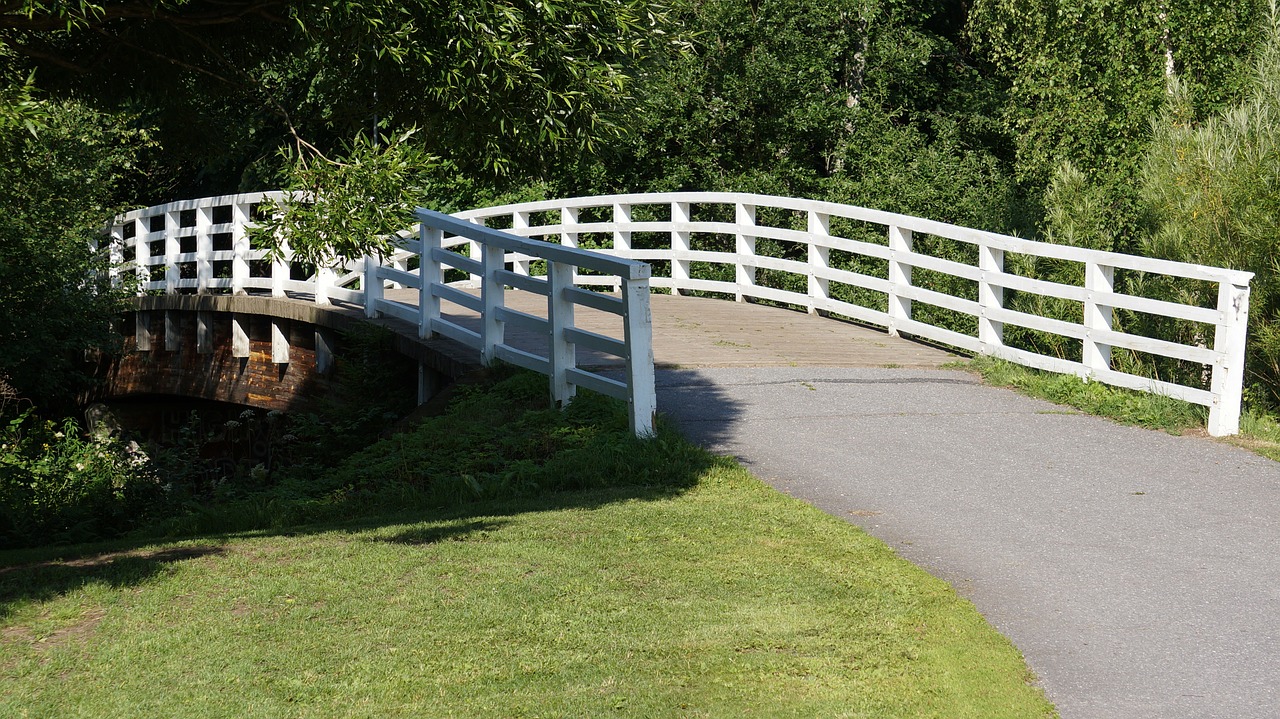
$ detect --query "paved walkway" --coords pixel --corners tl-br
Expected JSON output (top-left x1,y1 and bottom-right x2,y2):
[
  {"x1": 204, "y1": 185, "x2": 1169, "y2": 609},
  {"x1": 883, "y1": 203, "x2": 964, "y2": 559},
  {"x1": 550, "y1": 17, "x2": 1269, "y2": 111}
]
[{"x1": 387, "y1": 289, "x2": 1280, "y2": 717}]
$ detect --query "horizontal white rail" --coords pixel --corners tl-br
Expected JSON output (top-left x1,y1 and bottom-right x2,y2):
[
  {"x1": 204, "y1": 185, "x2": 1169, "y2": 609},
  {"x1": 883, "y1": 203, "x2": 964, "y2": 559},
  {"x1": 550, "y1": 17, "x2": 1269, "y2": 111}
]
[{"x1": 455, "y1": 192, "x2": 1252, "y2": 437}]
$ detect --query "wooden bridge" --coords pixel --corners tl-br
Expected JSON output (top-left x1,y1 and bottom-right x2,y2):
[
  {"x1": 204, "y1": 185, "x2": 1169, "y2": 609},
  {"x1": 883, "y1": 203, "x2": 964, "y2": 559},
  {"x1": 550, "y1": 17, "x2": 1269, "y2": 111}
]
[{"x1": 102, "y1": 191, "x2": 1251, "y2": 437}]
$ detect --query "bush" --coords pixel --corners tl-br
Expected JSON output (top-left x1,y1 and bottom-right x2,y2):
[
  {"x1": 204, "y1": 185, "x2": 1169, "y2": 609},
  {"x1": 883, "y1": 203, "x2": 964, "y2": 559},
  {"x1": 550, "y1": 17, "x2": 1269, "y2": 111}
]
[{"x1": 0, "y1": 410, "x2": 161, "y2": 547}]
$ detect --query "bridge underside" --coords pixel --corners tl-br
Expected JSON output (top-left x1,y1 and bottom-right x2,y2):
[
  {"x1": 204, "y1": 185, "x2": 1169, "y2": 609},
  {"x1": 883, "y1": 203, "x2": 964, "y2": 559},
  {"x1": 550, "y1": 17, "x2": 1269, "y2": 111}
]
[{"x1": 95, "y1": 295, "x2": 481, "y2": 411}]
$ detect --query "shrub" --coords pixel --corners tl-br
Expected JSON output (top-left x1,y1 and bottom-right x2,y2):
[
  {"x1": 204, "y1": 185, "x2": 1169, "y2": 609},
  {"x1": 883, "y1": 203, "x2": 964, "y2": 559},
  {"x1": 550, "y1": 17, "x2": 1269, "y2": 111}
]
[{"x1": 0, "y1": 410, "x2": 162, "y2": 547}]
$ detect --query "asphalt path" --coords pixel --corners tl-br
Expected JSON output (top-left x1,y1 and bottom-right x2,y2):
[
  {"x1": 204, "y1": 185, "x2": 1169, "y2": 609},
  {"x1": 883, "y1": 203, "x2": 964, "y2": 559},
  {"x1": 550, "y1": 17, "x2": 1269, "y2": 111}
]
[{"x1": 656, "y1": 366, "x2": 1280, "y2": 719}]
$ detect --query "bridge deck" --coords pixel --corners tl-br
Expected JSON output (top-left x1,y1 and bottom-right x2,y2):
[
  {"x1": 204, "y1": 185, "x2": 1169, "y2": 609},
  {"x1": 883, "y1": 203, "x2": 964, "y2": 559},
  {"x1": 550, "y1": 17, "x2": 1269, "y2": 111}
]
[{"x1": 383, "y1": 288, "x2": 956, "y2": 369}]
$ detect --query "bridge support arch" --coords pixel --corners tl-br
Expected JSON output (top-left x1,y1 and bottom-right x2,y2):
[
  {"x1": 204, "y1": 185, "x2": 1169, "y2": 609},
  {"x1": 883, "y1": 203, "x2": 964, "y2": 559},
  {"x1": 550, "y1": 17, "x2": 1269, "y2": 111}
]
[{"x1": 96, "y1": 295, "x2": 479, "y2": 411}]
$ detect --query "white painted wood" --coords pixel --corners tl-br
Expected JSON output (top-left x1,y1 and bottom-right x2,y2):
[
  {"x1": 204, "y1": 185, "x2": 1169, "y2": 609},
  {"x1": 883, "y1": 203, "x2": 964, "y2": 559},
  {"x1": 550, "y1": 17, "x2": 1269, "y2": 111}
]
[
  {"x1": 196, "y1": 311, "x2": 213, "y2": 354},
  {"x1": 135, "y1": 312, "x2": 151, "y2": 351},
  {"x1": 316, "y1": 328, "x2": 335, "y2": 374},
  {"x1": 887, "y1": 225, "x2": 913, "y2": 338},
  {"x1": 364, "y1": 255, "x2": 383, "y2": 319},
  {"x1": 164, "y1": 310, "x2": 180, "y2": 351},
  {"x1": 420, "y1": 225, "x2": 443, "y2": 340},
  {"x1": 671, "y1": 201, "x2": 692, "y2": 296},
  {"x1": 1083, "y1": 262, "x2": 1115, "y2": 376},
  {"x1": 1208, "y1": 282, "x2": 1251, "y2": 436},
  {"x1": 231, "y1": 315, "x2": 250, "y2": 359},
  {"x1": 164, "y1": 210, "x2": 180, "y2": 295},
  {"x1": 622, "y1": 277, "x2": 657, "y2": 437},
  {"x1": 513, "y1": 211, "x2": 532, "y2": 275},
  {"x1": 561, "y1": 207, "x2": 579, "y2": 249},
  {"x1": 231, "y1": 203, "x2": 251, "y2": 295},
  {"x1": 271, "y1": 233, "x2": 288, "y2": 298},
  {"x1": 547, "y1": 261, "x2": 577, "y2": 407},
  {"x1": 978, "y1": 245, "x2": 1005, "y2": 351},
  {"x1": 467, "y1": 216, "x2": 485, "y2": 285},
  {"x1": 735, "y1": 203, "x2": 757, "y2": 302},
  {"x1": 311, "y1": 265, "x2": 333, "y2": 306},
  {"x1": 614, "y1": 203, "x2": 632, "y2": 256},
  {"x1": 271, "y1": 319, "x2": 289, "y2": 364},
  {"x1": 195, "y1": 207, "x2": 213, "y2": 294},
  {"x1": 808, "y1": 211, "x2": 831, "y2": 315},
  {"x1": 481, "y1": 242, "x2": 506, "y2": 365}
]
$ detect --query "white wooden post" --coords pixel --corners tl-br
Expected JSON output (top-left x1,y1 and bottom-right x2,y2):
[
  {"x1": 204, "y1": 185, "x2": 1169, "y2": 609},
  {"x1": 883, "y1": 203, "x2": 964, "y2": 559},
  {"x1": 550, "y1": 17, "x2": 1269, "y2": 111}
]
[
  {"x1": 135, "y1": 312, "x2": 151, "y2": 351},
  {"x1": 978, "y1": 244, "x2": 1005, "y2": 351},
  {"x1": 547, "y1": 260, "x2": 577, "y2": 407},
  {"x1": 196, "y1": 311, "x2": 213, "y2": 354},
  {"x1": 623, "y1": 276, "x2": 656, "y2": 437},
  {"x1": 420, "y1": 224, "x2": 442, "y2": 339},
  {"x1": 671, "y1": 201, "x2": 692, "y2": 295},
  {"x1": 513, "y1": 211, "x2": 532, "y2": 276},
  {"x1": 315, "y1": 328, "x2": 335, "y2": 374},
  {"x1": 1208, "y1": 282, "x2": 1251, "y2": 436},
  {"x1": 314, "y1": 265, "x2": 335, "y2": 306},
  {"x1": 887, "y1": 225, "x2": 913, "y2": 337},
  {"x1": 467, "y1": 217, "x2": 484, "y2": 286},
  {"x1": 165, "y1": 310, "x2": 180, "y2": 351},
  {"x1": 1083, "y1": 261, "x2": 1115, "y2": 377},
  {"x1": 271, "y1": 319, "x2": 289, "y2": 364},
  {"x1": 271, "y1": 234, "x2": 288, "y2": 298},
  {"x1": 560, "y1": 207, "x2": 579, "y2": 249},
  {"x1": 164, "y1": 209, "x2": 180, "y2": 295},
  {"x1": 231, "y1": 202, "x2": 250, "y2": 296},
  {"x1": 364, "y1": 255, "x2": 383, "y2": 318},
  {"x1": 614, "y1": 203, "x2": 632, "y2": 257},
  {"x1": 807, "y1": 211, "x2": 831, "y2": 315},
  {"x1": 195, "y1": 206, "x2": 213, "y2": 294},
  {"x1": 481, "y1": 242, "x2": 506, "y2": 365},
  {"x1": 735, "y1": 202, "x2": 757, "y2": 302},
  {"x1": 231, "y1": 315, "x2": 250, "y2": 358},
  {"x1": 131, "y1": 222, "x2": 147, "y2": 293}
]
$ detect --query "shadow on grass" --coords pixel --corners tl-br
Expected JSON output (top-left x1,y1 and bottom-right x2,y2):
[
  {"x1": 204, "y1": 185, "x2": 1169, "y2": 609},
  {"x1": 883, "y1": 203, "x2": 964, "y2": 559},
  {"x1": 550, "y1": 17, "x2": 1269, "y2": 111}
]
[
  {"x1": 0, "y1": 544, "x2": 225, "y2": 621},
  {"x1": 0, "y1": 367, "x2": 748, "y2": 619}
]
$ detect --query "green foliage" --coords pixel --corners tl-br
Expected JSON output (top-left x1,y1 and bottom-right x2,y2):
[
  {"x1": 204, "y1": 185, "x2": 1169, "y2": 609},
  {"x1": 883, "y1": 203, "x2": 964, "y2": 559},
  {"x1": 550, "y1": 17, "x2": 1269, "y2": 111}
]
[
  {"x1": 154, "y1": 369, "x2": 705, "y2": 538},
  {"x1": 0, "y1": 410, "x2": 161, "y2": 547},
  {"x1": 252, "y1": 130, "x2": 442, "y2": 265},
  {"x1": 964, "y1": 356, "x2": 1207, "y2": 433},
  {"x1": 1140, "y1": 4, "x2": 1280, "y2": 406},
  {"x1": 0, "y1": 99, "x2": 152, "y2": 411}
]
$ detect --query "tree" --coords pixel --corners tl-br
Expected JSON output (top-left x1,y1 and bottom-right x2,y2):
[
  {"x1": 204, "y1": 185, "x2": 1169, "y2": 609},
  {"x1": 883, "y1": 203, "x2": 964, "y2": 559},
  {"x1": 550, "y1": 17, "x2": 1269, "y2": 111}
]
[
  {"x1": 2, "y1": 0, "x2": 677, "y2": 196},
  {"x1": 1140, "y1": 3, "x2": 1280, "y2": 406},
  {"x1": 0, "y1": 99, "x2": 152, "y2": 412}
]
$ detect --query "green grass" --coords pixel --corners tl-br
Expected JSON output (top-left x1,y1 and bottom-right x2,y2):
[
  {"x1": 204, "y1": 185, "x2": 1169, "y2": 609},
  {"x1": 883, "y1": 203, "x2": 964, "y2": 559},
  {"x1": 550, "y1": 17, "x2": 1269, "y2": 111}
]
[
  {"x1": 0, "y1": 369, "x2": 1057, "y2": 716},
  {"x1": 0, "y1": 471, "x2": 1054, "y2": 718},
  {"x1": 957, "y1": 355, "x2": 1280, "y2": 460}
]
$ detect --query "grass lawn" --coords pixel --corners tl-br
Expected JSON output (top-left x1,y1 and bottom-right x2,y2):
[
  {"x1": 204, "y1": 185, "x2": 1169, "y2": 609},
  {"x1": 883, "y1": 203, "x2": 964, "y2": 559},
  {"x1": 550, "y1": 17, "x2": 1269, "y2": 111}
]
[{"x1": 0, "y1": 462, "x2": 1055, "y2": 718}]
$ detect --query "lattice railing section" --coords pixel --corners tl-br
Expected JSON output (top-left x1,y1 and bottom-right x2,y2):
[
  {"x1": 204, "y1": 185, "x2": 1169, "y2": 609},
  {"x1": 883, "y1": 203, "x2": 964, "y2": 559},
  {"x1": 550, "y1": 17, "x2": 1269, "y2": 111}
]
[{"x1": 105, "y1": 191, "x2": 1253, "y2": 437}]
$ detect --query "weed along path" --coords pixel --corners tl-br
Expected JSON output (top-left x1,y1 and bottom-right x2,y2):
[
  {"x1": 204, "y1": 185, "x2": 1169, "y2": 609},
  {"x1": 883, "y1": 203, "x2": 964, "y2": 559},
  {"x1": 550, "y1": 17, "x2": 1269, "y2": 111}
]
[{"x1": 657, "y1": 365, "x2": 1280, "y2": 719}]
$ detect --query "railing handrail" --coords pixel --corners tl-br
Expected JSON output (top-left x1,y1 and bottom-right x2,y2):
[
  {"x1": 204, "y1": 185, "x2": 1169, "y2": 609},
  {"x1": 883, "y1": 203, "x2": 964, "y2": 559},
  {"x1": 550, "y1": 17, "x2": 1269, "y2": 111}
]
[
  {"x1": 456, "y1": 192, "x2": 1255, "y2": 286},
  {"x1": 104, "y1": 190, "x2": 1253, "y2": 437}
]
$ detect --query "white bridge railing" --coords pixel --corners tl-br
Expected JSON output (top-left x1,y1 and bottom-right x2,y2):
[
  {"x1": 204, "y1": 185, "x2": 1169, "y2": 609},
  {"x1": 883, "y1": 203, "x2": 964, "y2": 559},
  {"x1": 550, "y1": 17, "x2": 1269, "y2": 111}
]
[
  {"x1": 104, "y1": 192, "x2": 657, "y2": 437},
  {"x1": 455, "y1": 192, "x2": 1253, "y2": 437},
  {"x1": 106, "y1": 190, "x2": 1253, "y2": 437}
]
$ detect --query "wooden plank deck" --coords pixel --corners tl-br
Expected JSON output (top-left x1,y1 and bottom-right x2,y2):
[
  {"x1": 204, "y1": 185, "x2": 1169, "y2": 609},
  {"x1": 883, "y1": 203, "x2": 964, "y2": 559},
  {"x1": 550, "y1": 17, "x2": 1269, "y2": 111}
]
[{"x1": 383, "y1": 288, "x2": 957, "y2": 369}]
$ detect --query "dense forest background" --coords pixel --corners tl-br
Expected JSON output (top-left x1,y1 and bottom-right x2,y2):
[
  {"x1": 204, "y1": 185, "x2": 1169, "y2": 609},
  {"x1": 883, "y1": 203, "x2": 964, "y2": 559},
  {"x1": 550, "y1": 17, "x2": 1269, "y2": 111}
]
[{"x1": 3, "y1": 0, "x2": 1280, "y2": 409}]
